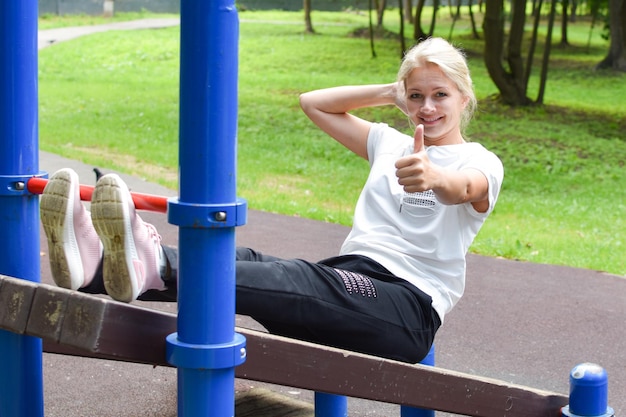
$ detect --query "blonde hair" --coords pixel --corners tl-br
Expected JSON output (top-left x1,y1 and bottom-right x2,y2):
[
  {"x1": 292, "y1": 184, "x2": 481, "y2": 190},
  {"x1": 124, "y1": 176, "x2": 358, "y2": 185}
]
[{"x1": 397, "y1": 37, "x2": 477, "y2": 132}]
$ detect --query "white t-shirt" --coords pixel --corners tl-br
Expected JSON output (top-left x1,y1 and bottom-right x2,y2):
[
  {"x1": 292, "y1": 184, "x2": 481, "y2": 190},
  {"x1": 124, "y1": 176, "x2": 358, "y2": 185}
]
[{"x1": 340, "y1": 123, "x2": 504, "y2": 323}]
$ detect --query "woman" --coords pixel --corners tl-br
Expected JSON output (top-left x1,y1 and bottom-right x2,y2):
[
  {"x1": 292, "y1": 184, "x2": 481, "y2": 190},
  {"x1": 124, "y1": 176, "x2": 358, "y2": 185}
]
[{"x1": 41, "y1": 37, "x2": 503, "y2": 363}]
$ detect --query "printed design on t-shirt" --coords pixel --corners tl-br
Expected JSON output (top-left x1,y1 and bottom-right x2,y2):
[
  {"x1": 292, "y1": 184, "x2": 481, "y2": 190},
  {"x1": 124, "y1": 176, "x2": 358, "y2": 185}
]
[
  {"x1": 400, "y1": 189, "x2": 438, "y2": 213},
  {"x1": 334, "y1": 269, "x2": 378, "y2": 298}
]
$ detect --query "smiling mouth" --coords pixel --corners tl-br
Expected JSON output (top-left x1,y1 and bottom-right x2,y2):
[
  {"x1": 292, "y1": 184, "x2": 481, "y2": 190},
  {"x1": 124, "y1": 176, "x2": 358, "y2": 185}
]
[{"x1": 420, "y1": 116, "x2": 442, "y2": 123}]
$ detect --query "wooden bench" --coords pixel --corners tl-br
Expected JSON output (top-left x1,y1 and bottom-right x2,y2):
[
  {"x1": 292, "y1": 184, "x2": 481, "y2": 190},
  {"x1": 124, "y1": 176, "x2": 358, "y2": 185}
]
[{"x1": 0, "y1": 274, "x2": 569, "y2": 417}]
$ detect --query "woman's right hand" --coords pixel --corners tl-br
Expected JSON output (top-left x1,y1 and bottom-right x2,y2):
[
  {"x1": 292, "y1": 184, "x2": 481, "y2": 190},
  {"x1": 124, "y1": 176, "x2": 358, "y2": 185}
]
[{"x1": 391, "y1": 81, "x2": 409, "y2": 116}]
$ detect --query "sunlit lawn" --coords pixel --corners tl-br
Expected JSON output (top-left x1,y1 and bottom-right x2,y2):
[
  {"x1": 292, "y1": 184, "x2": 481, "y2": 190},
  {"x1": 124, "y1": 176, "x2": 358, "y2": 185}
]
[{"x1": 37, "y1": 10, "x2": 625, "y2": 276}]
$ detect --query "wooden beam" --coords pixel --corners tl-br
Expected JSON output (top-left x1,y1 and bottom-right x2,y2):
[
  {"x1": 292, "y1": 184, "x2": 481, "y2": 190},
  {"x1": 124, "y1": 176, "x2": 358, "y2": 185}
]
[
  {"x1": 238, "y1": 331, "x2": 568, "y2": 417},
  {"x1": 1, "y1": 275, "x2": 568, "y2": 416}
]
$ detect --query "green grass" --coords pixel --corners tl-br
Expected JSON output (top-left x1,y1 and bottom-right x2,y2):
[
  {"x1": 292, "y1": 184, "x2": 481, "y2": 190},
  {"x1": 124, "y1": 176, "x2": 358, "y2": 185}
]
[{"x1": 38, "y1": 11, "x2": 626, "y2": 276}]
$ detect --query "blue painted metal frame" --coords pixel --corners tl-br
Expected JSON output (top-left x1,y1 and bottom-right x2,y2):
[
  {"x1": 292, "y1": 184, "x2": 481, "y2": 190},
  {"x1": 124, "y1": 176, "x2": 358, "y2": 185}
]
[
  {"x1": 0, "y1": 0, "x2": 45, "y2": 416},
  {"x1": 165, "y1": 0, "x2": 248, "y2": 416},
  {"x1": 0, "y1": 1, "x2": 614, "y2": 415},
  {"x1": 315, "y1": 392, "x2": 348, "y2": 417}
]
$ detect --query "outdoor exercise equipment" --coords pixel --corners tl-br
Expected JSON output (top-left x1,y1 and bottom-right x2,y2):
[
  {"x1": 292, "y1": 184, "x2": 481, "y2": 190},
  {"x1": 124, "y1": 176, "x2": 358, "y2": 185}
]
[
  {"x1": 27, "y1": 177, "x2": 169, "y2": 213},
  {"x1": 2, "y1": 0, "x2": 246, "y2": 415},
  {"x1": 0, "y1": 274, "x2": 583, "y2": 416},
  {"x1": 0, "y1": 0, "x2": 616, "y2": 416}
]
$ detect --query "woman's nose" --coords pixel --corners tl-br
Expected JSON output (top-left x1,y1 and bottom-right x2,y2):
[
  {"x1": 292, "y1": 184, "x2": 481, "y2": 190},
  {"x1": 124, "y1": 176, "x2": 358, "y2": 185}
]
[{"x1": 421, "y1": 97, "x2": 436, "y2": 112}]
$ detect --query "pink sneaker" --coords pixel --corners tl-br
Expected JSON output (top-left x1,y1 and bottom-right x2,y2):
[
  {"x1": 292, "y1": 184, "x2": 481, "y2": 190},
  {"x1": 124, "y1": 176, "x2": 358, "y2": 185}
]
[
  {"x1": 40, "y1": 168, "x2": 103, "y2": 290},
  {"x1": 90, "y1": 173, "x2": 166, "y2": 303}
]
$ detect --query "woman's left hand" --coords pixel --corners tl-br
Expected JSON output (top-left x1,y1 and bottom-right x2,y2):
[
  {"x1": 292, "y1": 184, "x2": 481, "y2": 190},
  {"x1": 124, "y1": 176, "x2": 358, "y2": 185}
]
[{"x1": 395, "y1": 125, "x2": 438, "y2": 193}]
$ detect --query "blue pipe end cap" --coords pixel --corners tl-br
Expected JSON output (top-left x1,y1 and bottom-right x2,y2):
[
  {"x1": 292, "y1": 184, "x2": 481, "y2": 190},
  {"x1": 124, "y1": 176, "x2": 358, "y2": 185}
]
[{"x1": 562, "y1": 363, "x2": 614, "y2": 417}]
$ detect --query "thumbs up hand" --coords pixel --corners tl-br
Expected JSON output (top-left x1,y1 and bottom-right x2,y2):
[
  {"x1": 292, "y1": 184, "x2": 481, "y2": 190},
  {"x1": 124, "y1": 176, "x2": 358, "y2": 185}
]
[{"x1": 395, "y1": 124, "x2": 436, "y2": 193}]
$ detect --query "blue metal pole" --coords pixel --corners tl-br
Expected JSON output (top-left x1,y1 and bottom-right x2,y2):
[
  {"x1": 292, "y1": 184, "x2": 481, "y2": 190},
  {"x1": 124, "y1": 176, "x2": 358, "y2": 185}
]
[
  {"x1": 0, "y1": 0, "x2": 44, "y2": 416},
  {"x1": 401, "y1": 345, "x2": 435, "y2": 417},
  {"x1": 166, "y1": 0, "x2": 247, "y2": 416},
  {"x1": 315, "y1": 392, "x2": 348, "y2": 417}
]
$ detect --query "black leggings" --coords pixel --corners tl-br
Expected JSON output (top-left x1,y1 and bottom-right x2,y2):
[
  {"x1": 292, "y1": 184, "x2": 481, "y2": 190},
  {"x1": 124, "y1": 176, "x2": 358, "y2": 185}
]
[{"x1": 84, "y1": 247, "x2": 440, "y2": 363}]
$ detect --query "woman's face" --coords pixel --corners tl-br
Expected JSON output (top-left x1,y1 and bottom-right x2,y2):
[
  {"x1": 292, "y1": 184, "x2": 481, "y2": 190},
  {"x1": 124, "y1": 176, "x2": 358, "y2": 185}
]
[{"x1": 404, "y1": 63, "x2": 468, "y2": 146}]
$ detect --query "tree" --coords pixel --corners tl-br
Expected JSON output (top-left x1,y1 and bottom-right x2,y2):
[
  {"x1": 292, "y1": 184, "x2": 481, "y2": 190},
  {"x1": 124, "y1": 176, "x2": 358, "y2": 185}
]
[
  {"x1": 596, "y1": 0, "x2": 626, "y2": 70},
  {"x1": 483, "y1": 0, "x2": 562, "y2": 105},
  {"x1": 586, "y1": 0, "x2": 607, "y2": 50},
  {"x1": 537, "y1": 0, "x2": 558, "y2": 103},
  {"x1": 412, "y1": 0, "x2": 439, "y2": 40},
  {"x1": 447, "y1": 0, "x2": 463, "y2": 39},
  {"x1": 413, "y1": 0, "x2": 429, "y2": 40},
  {"x1": 398, "y1": 0, "x2": 407, "y2": 54},
  {"x1": 368, "y1": 0, "x2": 377, "y2": 58},
  {"x1": 483, "y1": 0, "x2": 533, "y2": 105},
  {"x1": 468, "y1": 0, "x2": 480, "y2": 39},
  {"x1": 304, "y1": 0, "x2": 315, "y2": 34},
  {"x1": 375, "y1": 0, "x2": 387, "y2": 28},
  {"x1": 561, "y1": 0, "x2": 571, "y2": 46},
  {"x1": 403, "y1": 0, "x2": 413, "y2": 23}
]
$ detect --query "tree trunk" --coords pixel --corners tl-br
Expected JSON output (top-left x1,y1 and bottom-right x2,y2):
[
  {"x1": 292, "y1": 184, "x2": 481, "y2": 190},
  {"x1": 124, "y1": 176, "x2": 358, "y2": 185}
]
[
  {"x1": 468, "y1": 0, "x2": 480, "y2": 39},
  {"x1": 561, "y1": 0, "x2": 570, "y2": 46},
  {"x1": 304, "y1": 0, "x2": 315, "y2": 34},
  {"x1": 524, "y1": 0, "x2": 543, "y2": 88},
  {"x1": 404, "y1": 0, "x2": 414, "y2": 23},
  {"x1": 506, "y1": 0, "x2": 527, "y2": 94},
  {"x1": 413, "y1": 0, "x2": 428, "y2": 40},
  {"x1": 570, "y1": 0, "x2": 578, "y2": 22},
  {"x1": 375, "y1": 0, "x2": 386, "y2": 28},
  {"x1": 399, "y1": 0, "x2": 407, "y2": 56},
  {"x1": 369, "y1": 0, "x2": 377, "y2": 58},
  {"x1": 448, "y1": 0, "x2": 462, "y2": 39},
  {"x1": 428, "y1": 0, "x2": 439, "y2": 36},
  {"x1": 483, "y1": 0, "x2": 532, "y2": 105},
  {"x1": 596, "y1": 0, "x2": 626, "y2": 71},
  {"x1": 537, "y1": 0, "x2": 558, "y2": 103}
]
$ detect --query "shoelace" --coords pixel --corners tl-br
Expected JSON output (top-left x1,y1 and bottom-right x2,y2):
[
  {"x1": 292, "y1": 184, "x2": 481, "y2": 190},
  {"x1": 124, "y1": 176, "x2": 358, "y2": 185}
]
[{"x1": 144, "y1": 222, "x2": 162, "y2": 245}]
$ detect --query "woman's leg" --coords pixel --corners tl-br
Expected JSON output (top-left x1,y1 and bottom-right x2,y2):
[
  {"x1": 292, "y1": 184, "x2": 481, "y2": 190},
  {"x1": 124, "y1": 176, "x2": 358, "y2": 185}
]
[
  {"x1": 141, "y1": 245, "x2": 438, "y2": 362},
  {"x1": 235, "y1": 256, "x2": 438, "y2": 363}
]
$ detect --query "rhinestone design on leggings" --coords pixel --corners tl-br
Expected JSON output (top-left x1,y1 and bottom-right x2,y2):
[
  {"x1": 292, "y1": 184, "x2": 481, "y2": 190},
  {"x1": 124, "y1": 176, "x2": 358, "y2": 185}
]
[{"x1": 334, "y1": 269, "x2": 378, "y2": 298}]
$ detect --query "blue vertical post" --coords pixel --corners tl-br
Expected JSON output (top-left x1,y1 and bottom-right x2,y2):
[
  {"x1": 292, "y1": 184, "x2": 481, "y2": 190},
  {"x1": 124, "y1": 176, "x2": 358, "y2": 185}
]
[
  {"x1": 165, "y1": 0, "x2": 247, "y2": 416},
  {"x1": 401, "y1": 345, "x2": 435, "y2": 417},
  {"x1": 315, "y1": 392, "x2": 348, "y2": 417},
  {"x1": 0, "y1": 0, "x2": 45, "y2": 416}
]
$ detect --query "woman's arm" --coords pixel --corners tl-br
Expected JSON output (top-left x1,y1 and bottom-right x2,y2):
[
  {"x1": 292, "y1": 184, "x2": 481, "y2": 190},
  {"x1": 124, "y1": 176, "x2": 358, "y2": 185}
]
[{"x1": 299, "y1": 84, "x2": 403, "y2": 160}]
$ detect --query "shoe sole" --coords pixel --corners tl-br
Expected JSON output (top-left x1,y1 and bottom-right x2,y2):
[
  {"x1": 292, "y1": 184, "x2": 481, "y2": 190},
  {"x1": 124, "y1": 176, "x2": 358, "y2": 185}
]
[
  {"x1": 91, "y1": 175, "x2": 139, "y2": 303},
  {"x1": 40, "y1": 169, "x2": 84, "y2": 290}
]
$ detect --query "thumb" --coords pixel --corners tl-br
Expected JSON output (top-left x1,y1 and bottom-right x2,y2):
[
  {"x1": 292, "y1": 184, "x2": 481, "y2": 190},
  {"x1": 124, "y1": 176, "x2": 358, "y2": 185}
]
[{"x1": 413, "y1": 124, "x2": 425, "y2": 153}]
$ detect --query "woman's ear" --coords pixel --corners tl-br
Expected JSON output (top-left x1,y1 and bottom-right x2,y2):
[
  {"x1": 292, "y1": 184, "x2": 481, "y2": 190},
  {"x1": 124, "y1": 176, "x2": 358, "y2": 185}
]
[{"x1": 461, "y1": 95, "x2": 470, "y2": 109}]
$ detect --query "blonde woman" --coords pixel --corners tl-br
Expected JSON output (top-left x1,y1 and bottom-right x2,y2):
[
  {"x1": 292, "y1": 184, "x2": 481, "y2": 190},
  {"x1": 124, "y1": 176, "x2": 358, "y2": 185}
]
[{"x1": 41, "y1": 38, "x2": 503, "y2": 363}]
